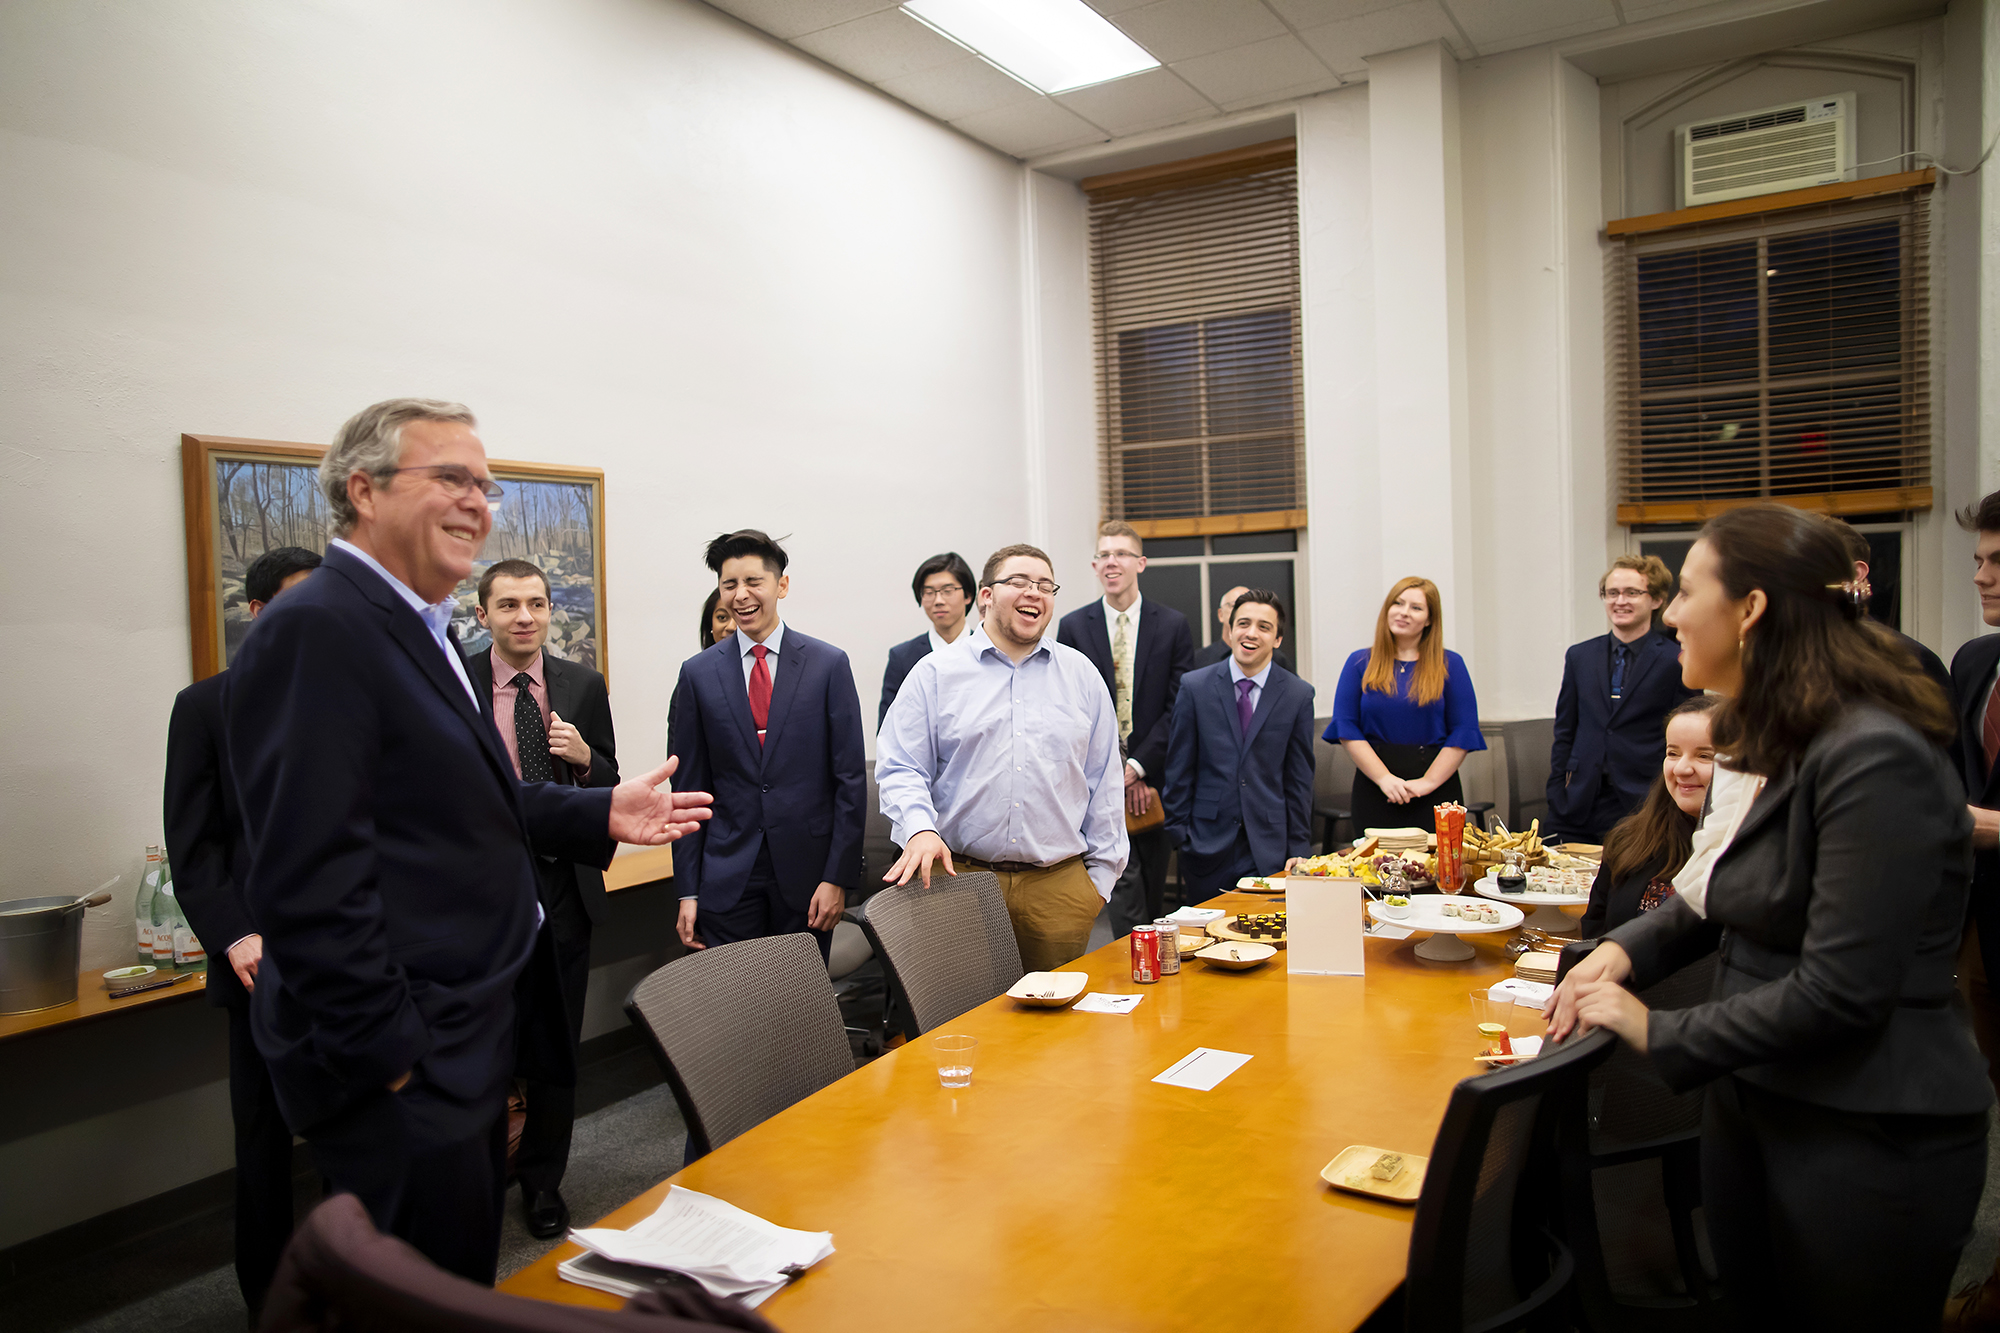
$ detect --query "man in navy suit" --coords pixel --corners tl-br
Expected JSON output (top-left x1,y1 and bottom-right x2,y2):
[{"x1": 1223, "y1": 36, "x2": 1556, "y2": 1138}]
[
  {"x1": 879, "y1": 551, "x2": 974, "y2": 729},
  {"x1": 1164, "y1": 590, "x2": 1315, "y2": 899},
  {"x1": 1191, "y1": 582, "x2": 1295, "y2": 674},
  {"x1": 163, "y1": 544, "x2": 318, "y2": 1322},
  {"x1": 671, "y1": 529, "x2": 866, "y2": 960},
  {"x1": 227, "y1": 399, "x2": 709, "y2": 1284},
  {"x1": 1547, "y1": 556, "x2": 1699, "y2": 844},
  {"x1": 1057, "y1": 521, "x2": 1194, "y2": 934}
]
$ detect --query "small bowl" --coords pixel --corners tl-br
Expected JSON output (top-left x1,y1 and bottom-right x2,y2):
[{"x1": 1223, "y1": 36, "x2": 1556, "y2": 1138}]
[
  {"x1": 1197, "y1": 941, "x2": 1276, "y2": 970},
  {"x1": 1378, "y1": 897, "x2": 1412, "y2": 920},
  {"x1": 1176, "y1": 934, "x2": 1210, "y2": 957},
  {"x1": 1006, "y1": 971, "x2": 1088, "y2": 1007},
  {"x1": 102, "y1": 965, "x2": 156, "y2": 988}
]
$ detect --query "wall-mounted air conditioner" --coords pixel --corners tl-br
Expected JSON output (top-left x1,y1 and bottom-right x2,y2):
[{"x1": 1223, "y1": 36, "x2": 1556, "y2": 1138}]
[{"x1": 1674, "y1": 93, "x2": 1855, "y2": 208}]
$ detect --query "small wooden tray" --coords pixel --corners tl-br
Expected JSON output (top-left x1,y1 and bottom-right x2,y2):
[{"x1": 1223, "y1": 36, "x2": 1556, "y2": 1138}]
[
  {"x1": 1320, "y1": 1144, "x2": 1428, "y2": 1203},
  {"x1": 1207, "y1": 914, "x2": 1287, "y2": 948}
]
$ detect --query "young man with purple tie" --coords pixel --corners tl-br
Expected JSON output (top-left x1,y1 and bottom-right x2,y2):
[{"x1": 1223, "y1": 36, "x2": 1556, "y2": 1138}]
[{"x1": 669, "y1": 530, "x2": 866, "y2": 959}]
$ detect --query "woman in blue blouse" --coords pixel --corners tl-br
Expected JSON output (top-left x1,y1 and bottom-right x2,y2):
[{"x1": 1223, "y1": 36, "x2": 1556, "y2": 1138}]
[{"x1": 1327, "y1": 577, "x2": 1486, "y2": 836}]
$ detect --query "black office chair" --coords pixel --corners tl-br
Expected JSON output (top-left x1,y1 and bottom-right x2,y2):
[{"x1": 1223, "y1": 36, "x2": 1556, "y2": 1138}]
[
  {"x1": 1404, "y1": 1028, "x2": 1617, "y2": 1332},
  {"x1": 1315, "y1": 803, "x2": 1353, "y2": 854},
  {"x1": 1466, "y1": 801, "x2": 1496, "y2": 832},
  {"x1": 860, "y1": 871, "x2": 1024, "y2": 1039}
]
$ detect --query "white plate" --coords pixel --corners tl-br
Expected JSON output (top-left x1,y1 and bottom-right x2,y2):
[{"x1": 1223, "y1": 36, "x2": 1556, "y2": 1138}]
[
  {"x1": 1368, "y1": 893, "x2": 1523, "y2": 935},
  {"x1": 1195, "y1": 941, "x2": 1276, "y2": 969},
  {"x1": 1234, "y1": 876, "x2": 1287, "y2": 892},
  {"x1": 1006, "y1": 971, "x2": 1088, "y2": 1007},
  {"x1": 1471, "y1": 871, "x2": 1589, "y2": 907}
]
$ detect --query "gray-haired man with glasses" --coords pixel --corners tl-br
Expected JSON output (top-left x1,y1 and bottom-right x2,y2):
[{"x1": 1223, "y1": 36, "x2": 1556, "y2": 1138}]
[{"x1": 877, "y1": 543, "x2": 1128, "y2": 971}]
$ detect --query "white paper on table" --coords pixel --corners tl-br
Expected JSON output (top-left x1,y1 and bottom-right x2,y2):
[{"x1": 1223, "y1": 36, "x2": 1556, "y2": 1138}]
[
  {"x1": 1151, "y1": 1047, "x2": 1253, "y2": 1091},
  {"x1": 1073, "y1": 992, "x2": 1145, "y2": 1014},
  {"x1": 1163, "y1": 906, "x2": 1225, "y2": 924},
  {"x1": 1287, "y1": 876, "x2": 1365, "y2": 975},
  {"x1": 1489, "y1": 978, "x2": 1554, "y2": 1006},
  {"x1": 569, "y1": 1186, "x2": 833, "y2": 1286},
  {"x1": 1368, "y1": 922, "x2": 1416, "y2": 940}
]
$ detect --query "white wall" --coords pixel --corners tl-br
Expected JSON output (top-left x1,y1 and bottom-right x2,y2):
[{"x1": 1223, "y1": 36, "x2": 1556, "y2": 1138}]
[{"x1": 0, "y1": 0, "x2": 1034, "y2": 965}]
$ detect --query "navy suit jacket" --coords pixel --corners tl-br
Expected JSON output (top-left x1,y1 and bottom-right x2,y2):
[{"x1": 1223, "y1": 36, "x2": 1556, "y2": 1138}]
[
  {"x1": 1057, "y1": 599, "x2": 1195, "y2": 780},
  {"x1": 465, "y1": 648, "x2": 621, "y2": 924},
  {"x1": 1547, "y1": 632, "x2": 1699, "y2": 836},
  {"x1": 668, "y1": 629, "x2": 866, "y2": 912},
  {"x1": 878, "y1": 632, "x2": 931, "y2": 730},
  {"x1": 1163, "y1": 661, "x2": 1316, "y2": 871},
  {"x1": 226, "y1": 546, "x2": 616, "y2": 1136},
  {"x1": 163, "y1": 671, "x2": 253, "y2": 1009}
]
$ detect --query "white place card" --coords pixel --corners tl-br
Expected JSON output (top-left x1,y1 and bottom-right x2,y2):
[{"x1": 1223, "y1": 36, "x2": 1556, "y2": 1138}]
[
  {"x1": 1286, "y1": 876, "x2": 1366, "y2": 975},
  {"x1": 1073, "y1": 992, "x2": 1145, "y2": 1014},
  {"x1": 1151, "y1": 1047, "x2": 1253, "y2": 1091},
  {"x1": 1162, "y1": 906, "x2": 1225, "y2": 924}
]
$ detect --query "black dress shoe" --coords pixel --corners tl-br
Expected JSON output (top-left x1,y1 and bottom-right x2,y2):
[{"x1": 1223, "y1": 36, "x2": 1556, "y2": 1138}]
[{"x1": 524, "y1": 1187, "x2": 570, "y2": 1240}]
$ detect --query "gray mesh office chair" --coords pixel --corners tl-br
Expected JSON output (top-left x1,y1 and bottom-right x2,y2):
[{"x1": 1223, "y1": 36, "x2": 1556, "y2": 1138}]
[
  {"x1": 624, "y1": 934, "x2": 856, "y2": 1162},
  {"x1": 859, "y1": 871, "x2": 1024, "y2": 1038}
]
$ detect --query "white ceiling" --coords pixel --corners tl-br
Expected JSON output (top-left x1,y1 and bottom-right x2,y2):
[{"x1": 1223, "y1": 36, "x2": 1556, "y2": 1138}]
[{"x1": 699, "y1": 0, "x2": 1943, "y2": 161}]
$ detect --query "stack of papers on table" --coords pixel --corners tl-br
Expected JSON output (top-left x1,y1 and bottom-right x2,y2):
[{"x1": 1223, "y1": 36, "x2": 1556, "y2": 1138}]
[
  {"x1": 1163, "y1": 906, "x2": 1224, "y2": 924},
  {"x1": 562, "y1": 1186, "x2": 833, "y2": 1308}
]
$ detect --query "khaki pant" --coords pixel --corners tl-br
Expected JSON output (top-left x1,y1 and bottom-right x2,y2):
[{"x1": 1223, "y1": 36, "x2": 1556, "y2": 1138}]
[{"x1": 960, "y1": 854, "x2": 1103, "y2": 973}]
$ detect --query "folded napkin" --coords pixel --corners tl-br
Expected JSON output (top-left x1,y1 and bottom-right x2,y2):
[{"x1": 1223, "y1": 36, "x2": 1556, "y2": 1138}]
[{"x1": 1488, "y1": 978, "x2": 1554, "y2": 1006}]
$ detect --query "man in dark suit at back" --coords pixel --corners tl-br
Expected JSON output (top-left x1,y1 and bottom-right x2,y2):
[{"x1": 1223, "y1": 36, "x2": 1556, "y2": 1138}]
[
  {"x1": 1057, "y1": 520, "x2": 1194, "y2": 934},
  {"x1": 671, "y1": 529, "x2": 866, "y2": 960},
  {"x1": 1191, "y1": 582, "x2": 1295, "y2": 674},
  {"x1": 1164, "y1": 590, "x2": 1315, "y2": 899},
  {"x1": 163, "y1": 543, "x2": 319, "y2": 1324},
  {"x1": 879, "y1": 551, "x2": 974, "y2": 729},
  {"x1": 228, "y1": 398, "x2": 709, "y2": 1284},
  {"x1": 1547, "y1": 555, "x2": 1699, "y2": 844},
  {"x1": 464, "y1": 558, "x2": 619, "y2": 1241}
]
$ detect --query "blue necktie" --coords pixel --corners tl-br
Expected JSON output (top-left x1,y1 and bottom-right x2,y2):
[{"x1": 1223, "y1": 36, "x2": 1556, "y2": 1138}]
[
  {"x1": 1236, "y1": 678, "x2": 1256, "y2": 737},
  {"x1": 1611, "y1": 643, "x2": 1630, "y2": 700}
]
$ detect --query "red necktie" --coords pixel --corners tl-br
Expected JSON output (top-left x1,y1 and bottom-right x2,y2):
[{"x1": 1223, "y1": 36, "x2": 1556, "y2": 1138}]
[
  {"x1": 1984, "y1": 677, "x2": 2000, "y2": 780},
  {"x1": 749, "y1": 643, "x2": 772, "y2": 746}
]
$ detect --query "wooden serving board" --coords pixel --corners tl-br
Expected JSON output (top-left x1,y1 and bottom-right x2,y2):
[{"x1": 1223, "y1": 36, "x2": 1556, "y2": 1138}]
[
  {"x1": 1207, "y1": 915, "x2": 1288, "y2": 948},
  {"x1": 1320, "y1": 1145, "x2": 1428, "y2": 1203}
]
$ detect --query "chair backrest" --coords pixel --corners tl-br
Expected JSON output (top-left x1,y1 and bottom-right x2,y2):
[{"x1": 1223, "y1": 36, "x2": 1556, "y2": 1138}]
[
  {"x1": 258, "y1": 1193, "x2": 780, "y2": 1333},
  {"x1": 861, "y1": 761, "x2": 899, "y2": 892},
  {"x1": 859, "y1": 871, "x2": 1024, "y2": 1037},
  {"x1": 624, "y1": 934, "x2": 855, "y2": 1161},
  {"x1": 1499, "y1": 717, "x2": 1556, "y2": 833},
  {"x1": 1588, "y1": 954, "x2": 1715, "y2": 1154},
  {"x1": 1405, "y1": 1027, "x2": 1617, "y2": 1333}
]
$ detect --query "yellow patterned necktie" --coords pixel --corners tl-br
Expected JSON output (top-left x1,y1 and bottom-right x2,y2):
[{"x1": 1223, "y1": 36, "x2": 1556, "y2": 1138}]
[{"x1": 1112, "y1": 611, "x2": 1133, "y2": 741}]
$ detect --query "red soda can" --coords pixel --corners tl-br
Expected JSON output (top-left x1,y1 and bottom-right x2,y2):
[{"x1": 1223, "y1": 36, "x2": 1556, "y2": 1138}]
[{"x1": 1130, "y1": 925, "x2": 1161, "y2": 984}]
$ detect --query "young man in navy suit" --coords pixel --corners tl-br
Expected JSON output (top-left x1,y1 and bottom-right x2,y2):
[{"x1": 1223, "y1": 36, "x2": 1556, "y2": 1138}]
[
  {"x1": 1163, "y1": 590, "x2": 1315, "y2": 899},
  {"x1": 1057, "y1": 520, "x2": 1193, "y2": 934},
  {"x1": 227, "y1": 399, "x2": 709, "y2": 1284},
  {"x1": 671, "y1": 530, "x2": 866, "y2": 959},
  {"x1": 1546, "y1": 556, "x2": 1700, "y2": 844},
  {"x1": 878, "y1": 551, "x2": 974, "y2": 729}
]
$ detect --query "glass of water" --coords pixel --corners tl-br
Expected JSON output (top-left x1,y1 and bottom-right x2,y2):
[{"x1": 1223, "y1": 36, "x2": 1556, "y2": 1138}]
[{"x1": 932, "y1": 1033, "x2": 978, "y2": 1088}]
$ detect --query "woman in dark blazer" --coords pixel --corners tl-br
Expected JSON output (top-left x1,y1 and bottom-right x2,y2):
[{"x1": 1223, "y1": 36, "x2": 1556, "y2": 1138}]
[
  {"x1": 1579, "y1": 695, "x2": 1718, "y2": 937},
  {"x1": 1548, "y1": 504, "x2": 1989, "y2": 1331}
]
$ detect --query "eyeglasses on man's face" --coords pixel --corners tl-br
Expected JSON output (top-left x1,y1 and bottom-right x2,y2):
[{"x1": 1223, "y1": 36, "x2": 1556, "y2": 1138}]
[
  {"x1": 382, "y1": 463, "x2": 505, "y2": 503},
  {"x1": 1093, "y1": 550, "x2": 1141, "y2": 564},
  {"x1": 921, "y1": 584, "x2": 969, "y2": 602},
  {"x1": 988, "y1": 575, "x2": 1059, "y2": 596},
  {"x1": 1602, "y1": 586, "x2": 1651, "y2": 604}
]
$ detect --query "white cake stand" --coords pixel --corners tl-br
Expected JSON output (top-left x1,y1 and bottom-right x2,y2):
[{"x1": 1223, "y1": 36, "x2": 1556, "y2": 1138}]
[
  {"x1": 1368, "y1": 894, "x2": 1524, "y2": 961},
  {"x1": 1472, "y1": 873, "x2": 1586, "y2": 934}
]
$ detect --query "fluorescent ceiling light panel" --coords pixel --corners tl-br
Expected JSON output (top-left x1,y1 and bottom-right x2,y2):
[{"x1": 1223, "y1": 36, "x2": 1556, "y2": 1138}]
[{"x1": 901, "y1": 0, "x2": 1159, "y2": 95}]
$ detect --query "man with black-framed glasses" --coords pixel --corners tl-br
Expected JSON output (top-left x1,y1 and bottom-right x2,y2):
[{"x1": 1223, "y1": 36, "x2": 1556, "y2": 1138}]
[
  {"x1": 877, "y1": 544, "x2": 1127, "y2": 970},
  {"x1": 879, "y1": 552, "x2": 975, "y2": 729}
]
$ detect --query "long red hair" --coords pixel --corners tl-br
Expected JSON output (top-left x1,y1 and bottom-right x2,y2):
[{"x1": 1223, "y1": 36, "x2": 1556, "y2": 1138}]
[{"x1": 1362, "y1": 576, "x2": 1447, "y2": 706}]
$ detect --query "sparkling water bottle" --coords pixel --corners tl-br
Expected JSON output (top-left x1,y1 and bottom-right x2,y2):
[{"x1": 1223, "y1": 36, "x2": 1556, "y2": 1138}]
[{"x1": 136, "y1": 845, "x2": 161, "y2": 964}]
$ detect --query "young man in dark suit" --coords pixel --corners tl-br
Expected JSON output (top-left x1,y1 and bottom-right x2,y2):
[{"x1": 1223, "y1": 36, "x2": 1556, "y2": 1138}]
[
  {"x1": 878, "y1": 551, "x2": 974, "y2": 729},
  {"x1": 671, "y1": 529, "x2": 866, "y2": 959},
  {"x1": 1547, "y1": 556, "x2": 1700, "y2": 844},
  {"x1": 464, "y1": 558, "x2": 619, "y2": 1240},
  {"x1": 163, "y1": 543, "x2": 319, "y2": 1323},
  {"x1": 1057, "y1": 520, "x2": 1194, "y2": 934},
  {"x1": 227, "y1": 398, "x2": 708, "y2": 1284},
  {"x1": 1163, "y1": 590, "x2": 1315, "y2": 899},
  {"x1": 1191, "y1": 582, "x2": 1295, "y2": 674}
]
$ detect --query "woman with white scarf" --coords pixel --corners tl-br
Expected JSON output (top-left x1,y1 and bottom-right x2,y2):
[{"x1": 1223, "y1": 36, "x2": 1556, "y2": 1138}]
[{"x1": 1545, "y1": 504, "x2": 1989, "y2": 1331}]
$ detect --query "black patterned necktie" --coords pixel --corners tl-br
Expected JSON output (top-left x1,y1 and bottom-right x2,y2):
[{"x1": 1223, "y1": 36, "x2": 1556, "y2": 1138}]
[{"x1": 513, "y1": 673, "x2": 555, "y2": 783}]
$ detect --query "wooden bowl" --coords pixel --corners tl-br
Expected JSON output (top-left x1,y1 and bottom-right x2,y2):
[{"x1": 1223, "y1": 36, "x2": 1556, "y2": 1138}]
[
  {"x1": 1196, "y1": 941, "x2": 1276, "y2": 970},
  {"x1": 1005, "y1": 971, "x2": 1088, "y2": 1007}
]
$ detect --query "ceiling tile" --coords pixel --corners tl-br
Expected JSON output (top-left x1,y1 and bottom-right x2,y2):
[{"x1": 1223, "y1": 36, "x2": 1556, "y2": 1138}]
[
  {"x1": 1442, "y1": 0, "x2": 1619, "y2": 52},
  {"x1": 1109, "y1": 0, "x2": 1290, "y2": 63},
  {"x1": 952, "y1": 99, "x2": 1109, "y2": 157},
  {"x1": 1265, "y1": 0, "x2": 1426, "y2": 24},
  {"x1": 1169, "y1": 33, "x2": 1337, "y2": 106},
  {"x1": 1297, "y1": 1, "x2": 1468, "y2": 74},
  {"x1": 702, "y1": 0, "x2": 898, "y2": 42},
  {"x1": 789, "y1": 9, "x2": 968, "y2": 84},
  {"x1": 1054, "y1": 67, "x2": 1219, "y2": 135},
  {"x1": 876, "y1": 56, "x2": 1044, "y2": 122},
  {"x1": 1619, "y1": 0, "x2": 1731, "y2": 20},
  {"x1": 1082, "y1": 0, "x2": 1157, "y2": 15}
]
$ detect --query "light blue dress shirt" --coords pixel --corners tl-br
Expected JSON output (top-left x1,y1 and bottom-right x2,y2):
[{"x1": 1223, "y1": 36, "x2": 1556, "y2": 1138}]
[
  {"x1": 734, "y1": 621, "x2": 785, "y2": 688},
  {"x1": 330, "y1": 538, "x2": 478, "y2": 708},
  {"x1": 1228, "y1": 655, "x2": 1273, "y2": 713},
  {"x1": 876, "y1": 625, "x2": 1129, "y2": 901}
]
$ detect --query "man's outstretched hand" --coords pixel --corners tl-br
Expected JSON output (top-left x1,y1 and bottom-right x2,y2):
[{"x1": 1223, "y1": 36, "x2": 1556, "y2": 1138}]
[
  {"x1": 609, "y1": 756, "x2": 713, "y2": 845},
  {"x1": 884, "y1": 830, "x2": 955, "y2": 888}
]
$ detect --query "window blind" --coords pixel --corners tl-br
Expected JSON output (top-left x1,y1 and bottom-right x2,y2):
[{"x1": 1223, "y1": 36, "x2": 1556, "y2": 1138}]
[
  {"x1": 1086, "y1": 140, "x2": 1305, "y2": 534},
  {"x1": 1607, "y1": 180, "x2": 1933, "y2": 525}
]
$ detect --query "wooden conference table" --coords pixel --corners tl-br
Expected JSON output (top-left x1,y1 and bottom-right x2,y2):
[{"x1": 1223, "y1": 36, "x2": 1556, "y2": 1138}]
[{"x1": 503, "y1": 889, "x2": 1540, "y2": 1331}]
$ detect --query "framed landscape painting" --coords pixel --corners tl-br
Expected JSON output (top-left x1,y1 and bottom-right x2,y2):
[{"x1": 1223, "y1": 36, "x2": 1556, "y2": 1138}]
[{"x1": 180, "y1": 434, "x2": 608, "y2": 684}]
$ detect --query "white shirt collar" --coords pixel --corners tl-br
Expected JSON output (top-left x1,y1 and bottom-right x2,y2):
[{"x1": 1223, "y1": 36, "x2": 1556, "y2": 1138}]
[
  {"x1": 927, "y1": 625, "x2": 960, "y2": 655},
  {"x1": 331, "y1": 538, "x2": 449, "y2": 621},
  {"x1": 1102, "y1": 592, "x2": 1142, "y2": 628},
  {"x1": 1228, "y1": 655, "x2": 1274, "y2": 689},
  {"x1": 736, "y1": 620, "x2": 785, "y2": 660}
]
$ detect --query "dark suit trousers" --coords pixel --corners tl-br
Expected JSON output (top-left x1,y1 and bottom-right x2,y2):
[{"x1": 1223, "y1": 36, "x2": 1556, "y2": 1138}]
[
  {"x1": 697, "y1": 839, "x2": 832, "y2": 962},
  {"x1": 1180, "y1": 830, "x2": 1257, "y2": 904},
  {"x1": 227, "y1": 1002, "x2": 296, "y2": 1319},
  {"x1": 515, "y1": 858, "x2": 592, "y2": 1194},
  {"x1": 1702, "y1": 1076, "x2": 1985, "y2": 1331},
  {"x1": 302, "y1": 1082, "x2": 509, "y2": 1285},
  {"x1": 1108, "y1": 825, "x2": 1172, "y2": 936}
]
